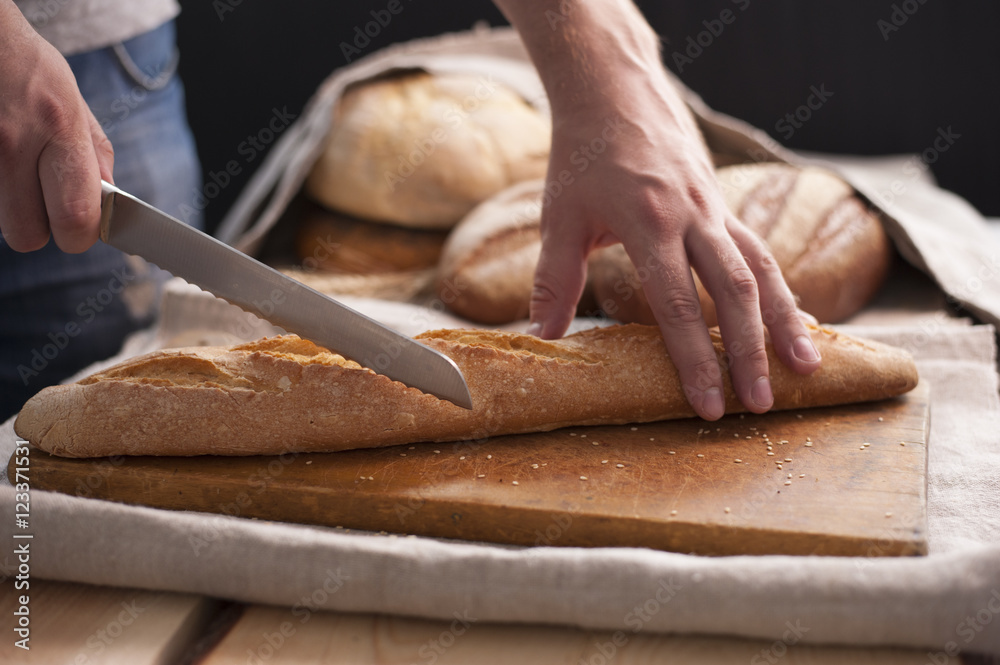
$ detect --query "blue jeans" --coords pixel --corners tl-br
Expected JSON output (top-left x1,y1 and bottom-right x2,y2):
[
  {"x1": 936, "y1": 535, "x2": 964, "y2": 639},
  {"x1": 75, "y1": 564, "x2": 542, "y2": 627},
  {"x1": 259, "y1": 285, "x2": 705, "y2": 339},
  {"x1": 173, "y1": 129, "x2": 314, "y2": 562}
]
[{"x1": 0, "y1": 20, "x2": 202, "y2": 419}]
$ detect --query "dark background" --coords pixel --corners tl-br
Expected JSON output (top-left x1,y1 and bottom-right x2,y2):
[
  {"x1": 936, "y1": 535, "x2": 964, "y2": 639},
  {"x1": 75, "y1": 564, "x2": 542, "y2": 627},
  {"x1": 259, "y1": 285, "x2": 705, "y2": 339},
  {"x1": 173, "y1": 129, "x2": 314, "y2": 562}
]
[{"x1": 175, "y1": 1, "x2": 999, "y2": 235}]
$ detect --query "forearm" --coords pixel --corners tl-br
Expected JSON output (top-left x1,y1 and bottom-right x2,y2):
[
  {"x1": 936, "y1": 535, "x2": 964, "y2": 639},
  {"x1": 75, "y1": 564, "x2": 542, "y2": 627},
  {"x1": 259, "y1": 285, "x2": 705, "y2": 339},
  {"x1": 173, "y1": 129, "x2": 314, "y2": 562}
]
[{"x1": 493, "y1": 0, "x2": 701, "y2": 155}]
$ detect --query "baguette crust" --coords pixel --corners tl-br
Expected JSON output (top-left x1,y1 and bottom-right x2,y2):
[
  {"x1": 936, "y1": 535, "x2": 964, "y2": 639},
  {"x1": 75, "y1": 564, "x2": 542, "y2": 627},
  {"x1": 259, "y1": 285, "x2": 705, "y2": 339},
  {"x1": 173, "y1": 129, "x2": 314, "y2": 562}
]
[{"x1": 15, "y1": 324, "x2": 918, "y2": 458}]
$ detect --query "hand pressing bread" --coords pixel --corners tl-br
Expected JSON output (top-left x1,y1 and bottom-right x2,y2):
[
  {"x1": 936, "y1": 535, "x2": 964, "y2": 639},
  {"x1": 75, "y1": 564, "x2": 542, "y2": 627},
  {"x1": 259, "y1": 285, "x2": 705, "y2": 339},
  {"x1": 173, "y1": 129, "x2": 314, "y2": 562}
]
[{"x1": 15, "y1": 324, "x2": 917, "y2": 458}]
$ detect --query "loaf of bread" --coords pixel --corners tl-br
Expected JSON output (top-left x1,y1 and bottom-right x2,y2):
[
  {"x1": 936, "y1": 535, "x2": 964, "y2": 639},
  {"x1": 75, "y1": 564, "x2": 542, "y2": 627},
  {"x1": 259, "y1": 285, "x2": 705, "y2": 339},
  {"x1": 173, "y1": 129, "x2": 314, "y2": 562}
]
[
  {"x1": 15, "y1": 324, "x2": 918, "y2": 458},
  {"x1": 591, "y1": 163, "x2": 893, "y2": 326},
  {"x1": 304, "y1": 70, "x2": 551, "y2": 229},
  {"x1": 296, "y1": 201, "x2": 448, "y2": 274},
  {"x1": 435, "y1": 179, "x2": 545, "y2": 323}
]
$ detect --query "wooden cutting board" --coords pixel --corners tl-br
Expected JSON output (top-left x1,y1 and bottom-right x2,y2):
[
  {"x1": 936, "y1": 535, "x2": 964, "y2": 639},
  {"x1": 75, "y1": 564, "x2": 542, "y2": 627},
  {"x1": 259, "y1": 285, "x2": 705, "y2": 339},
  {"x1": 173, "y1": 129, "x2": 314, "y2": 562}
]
[{"x1": 15, "y1": 381, "x2": 929, "y2": 557}]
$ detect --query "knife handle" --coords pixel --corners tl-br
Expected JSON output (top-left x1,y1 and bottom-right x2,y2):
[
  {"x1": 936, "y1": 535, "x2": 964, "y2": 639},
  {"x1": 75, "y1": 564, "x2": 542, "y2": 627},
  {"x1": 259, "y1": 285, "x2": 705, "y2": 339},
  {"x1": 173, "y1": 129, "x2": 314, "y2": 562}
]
[{"x1": 98, "y1": 180, "x2": 120, "y2": 244}]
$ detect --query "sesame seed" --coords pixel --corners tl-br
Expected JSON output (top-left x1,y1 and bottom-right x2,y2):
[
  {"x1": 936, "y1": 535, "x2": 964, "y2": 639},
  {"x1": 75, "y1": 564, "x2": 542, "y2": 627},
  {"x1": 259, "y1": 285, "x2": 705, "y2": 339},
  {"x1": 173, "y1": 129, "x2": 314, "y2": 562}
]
[
  {"x1": 784, "y1": 481, "x2": 792, "y2": 486},
  {"x1": 696, "y1": 454, "x2": 704, "y2": 458},
  {"x1": 746, "y1": 436, "x2": 752, "y2": 440},
  {"x1": 580, "y1": 434, "x2": 587, "y2": 438},
  {"x1": 767, "y1": 452, "x2": 775, "y2": 456},
  {"x1": 580, "y1": 476, "x2": 588, "y2": 481},
  {"x1": 487, "y1": 455, "x2": 492, "y2": 459},
  {"x1": 570, "y1": 433, "x2": 577, "y2": 437},
  {"x1": 750, "y1": 427, "x2": 757, "y2": 431},
  {"x1": 777, "y1": 464, "x2": 783, "y2": 470},
  {"x1": 592, "y1": 441, "x2": 600, "y2": 446},
  {"x1": 531, "y1": 464, "x2": 539, "y2": 469},
  {"x1": 616, "y1": 464, "x2": 625, "y2": 468},
  {"x1": 668, "y1": 451, "x2": 676, "y2": 455},
  {"x1": 512, "y1": 481, "x2": 519, "y2": 486},
  {"x1": 796, "y1": 414, "x2": 803, "y2": 419},
  {"x1": 787, "y1": 474, "x2": 793, "y2": 479},
  {"x1": 649, "y1": 437, "x2": 655, "y2": 441},
  {"x1": 734, "y1": 434, "x2": 740, "y2": 438},
  {"x1": 670, "y1": 510, "x2": 678, "y2": 516},
  {"x1": 433, "y1": 450, "x2": 441, "y2": 454},
  {"x1": 804, "y1": 442, "x2": 813, "y2": 447},
  {"x1": 878, "y1": 417, "x2": 884, "y2": 422},
  {"x1": 734, "y1": 459, "x2": 742, "y2": 463},
  {"x1": 368, "y1": 476, "x2": 374, "y2": 480},
  {"x1": 724, "y1": 507, "x2": 731, "y2": 513},
  {"x1": 799, "y1": 474, "x2": 806, "y2": 478},
  {"x1": 885, "y1": 512, "x2": 893, "y2": 518},
  {"x1": 460, "y1": 456, "x2": 466, "y2": 460},
  {"x1": 408, "y1": 446, "x2": 415, "y2": 450},
  {"x1": 900, "y1": 442, "x2": 906, "y2": 447},
  {"x1": 860, "y1": 446, "x2": 866, "y2": 450},
  {"x1": 400, "y1": 453, "x2": 407, "y2": 457},
  {"x1": 630, "y1": 427, "x2": 638, "y2": 431},
  {"x1": 785, "y1": 458, "x2": 792, "y2": 462},
  {"x1": 601, "y1": 460, "x2": 609, "y2": 464},
  {"x1": 477, "y1": 474, "x2": 485, "y2": 478}
]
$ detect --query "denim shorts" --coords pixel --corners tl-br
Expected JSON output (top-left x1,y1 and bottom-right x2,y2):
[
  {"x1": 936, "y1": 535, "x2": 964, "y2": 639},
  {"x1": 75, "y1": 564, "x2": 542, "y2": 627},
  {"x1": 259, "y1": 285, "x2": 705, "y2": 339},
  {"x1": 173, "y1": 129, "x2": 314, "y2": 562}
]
[{"x1": 0, "y1": 20, "x2": 202, "y2": 419}]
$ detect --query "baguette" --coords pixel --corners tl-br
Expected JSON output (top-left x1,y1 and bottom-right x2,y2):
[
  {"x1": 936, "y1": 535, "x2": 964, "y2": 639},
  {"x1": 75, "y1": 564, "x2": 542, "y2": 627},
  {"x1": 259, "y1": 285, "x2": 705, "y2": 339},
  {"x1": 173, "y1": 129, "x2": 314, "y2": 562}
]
[{"x1": 15, "y1": 324, "x2": 918, "y2": 458}]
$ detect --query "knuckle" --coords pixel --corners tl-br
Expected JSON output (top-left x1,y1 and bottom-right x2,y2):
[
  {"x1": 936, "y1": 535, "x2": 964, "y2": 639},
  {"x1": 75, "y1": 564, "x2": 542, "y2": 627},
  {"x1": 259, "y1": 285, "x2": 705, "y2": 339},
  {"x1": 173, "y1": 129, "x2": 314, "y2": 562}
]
[
  {"x1": 681, "y1": 355, "x2": 724, "y2": 392},
  {"x1": 721, "y1": 266, "x2": 759, "y2": 304},
  {"x1": 657, "y1": 287, "x2": 703, "y2": 325}
]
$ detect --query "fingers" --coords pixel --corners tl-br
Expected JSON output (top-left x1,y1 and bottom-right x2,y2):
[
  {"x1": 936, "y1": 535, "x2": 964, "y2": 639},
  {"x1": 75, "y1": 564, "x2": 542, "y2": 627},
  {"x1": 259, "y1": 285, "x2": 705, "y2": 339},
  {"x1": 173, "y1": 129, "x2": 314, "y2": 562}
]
[
  {"x1": 687, "y1": 226, "x2": 773, "y2": 414},
  {"x1": 628, "y1": 238, "x2": 728, "y2": 420},
  {"x1": 527, "y1": 224, "x2": 589, "y2": 339},
  {"x1": 0, "y1": 164, "x2": 49, "y2": 252},
  {"x1": 724, "y1": 218, "x2": 822, "y2": 376},
  {"x1": 38, "y1": 133, "x2": 104, "y2": 254}
]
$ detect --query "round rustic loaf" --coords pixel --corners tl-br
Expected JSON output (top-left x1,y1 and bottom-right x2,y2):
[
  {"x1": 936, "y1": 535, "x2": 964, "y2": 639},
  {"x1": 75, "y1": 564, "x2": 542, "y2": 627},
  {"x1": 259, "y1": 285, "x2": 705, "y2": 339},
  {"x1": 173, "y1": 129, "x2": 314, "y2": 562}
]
[
  {"x1": 304, "y1": 70, "x2": 551, "y2": 229},
  {"x1": 435, "y1": 179, "x2": 545, "y2": 323},
  {"x1": 590, "y1": 163, "x2": 893, "y2": 326}
]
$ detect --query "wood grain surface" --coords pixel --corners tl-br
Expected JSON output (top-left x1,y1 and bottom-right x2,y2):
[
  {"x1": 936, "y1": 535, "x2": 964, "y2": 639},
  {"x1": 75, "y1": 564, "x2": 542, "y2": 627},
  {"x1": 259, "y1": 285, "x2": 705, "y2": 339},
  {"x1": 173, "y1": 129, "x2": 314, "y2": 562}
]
[
  {"x1": 1, "y1": 580, "x2": 971, "y2": 665},
  {"x1": 16, "y1": 381, "x2": 929, "y2": 557}
]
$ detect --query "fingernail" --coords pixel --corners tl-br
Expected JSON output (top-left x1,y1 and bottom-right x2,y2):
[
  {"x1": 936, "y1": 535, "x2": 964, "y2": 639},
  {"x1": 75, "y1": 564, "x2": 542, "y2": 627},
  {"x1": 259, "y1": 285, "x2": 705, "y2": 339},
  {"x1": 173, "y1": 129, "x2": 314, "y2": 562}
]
[
  {"x1": 792, "y1": 335, "x2": 821, "y2": 363},
  {"x1": 526, "y1": 322, "x2": 542, "y2": 337},
  {"x1": 703, "y1": 387, "x2": 725, "y2": 420},
  {"x1": 752, "y1": 376, "x2": 773, "y2": 410}
]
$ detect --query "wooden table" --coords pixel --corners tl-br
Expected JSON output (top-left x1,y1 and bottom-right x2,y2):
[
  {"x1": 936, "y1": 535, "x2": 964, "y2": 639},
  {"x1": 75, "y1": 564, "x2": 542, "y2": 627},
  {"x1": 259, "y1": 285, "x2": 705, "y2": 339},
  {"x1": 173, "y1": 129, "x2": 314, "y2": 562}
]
[{"x1": 2, "y1": 579, "x2": 994, "y2": 664}]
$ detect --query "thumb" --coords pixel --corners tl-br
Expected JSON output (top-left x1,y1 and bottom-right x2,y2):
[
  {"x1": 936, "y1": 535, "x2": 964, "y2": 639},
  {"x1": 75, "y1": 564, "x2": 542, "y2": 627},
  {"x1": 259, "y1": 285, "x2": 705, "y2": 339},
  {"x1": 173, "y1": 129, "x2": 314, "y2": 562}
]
[{"x1": 527, "y1": 230, "x2": 588, "y2": 339}]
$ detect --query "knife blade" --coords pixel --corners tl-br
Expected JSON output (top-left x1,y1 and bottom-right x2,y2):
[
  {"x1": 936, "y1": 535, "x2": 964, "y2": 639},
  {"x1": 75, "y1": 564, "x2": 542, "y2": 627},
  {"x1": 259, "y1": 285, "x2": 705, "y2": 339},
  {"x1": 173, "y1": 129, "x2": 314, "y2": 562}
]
[{"x1": 98, "y1": 180, "x2": 473, "y2": 409}]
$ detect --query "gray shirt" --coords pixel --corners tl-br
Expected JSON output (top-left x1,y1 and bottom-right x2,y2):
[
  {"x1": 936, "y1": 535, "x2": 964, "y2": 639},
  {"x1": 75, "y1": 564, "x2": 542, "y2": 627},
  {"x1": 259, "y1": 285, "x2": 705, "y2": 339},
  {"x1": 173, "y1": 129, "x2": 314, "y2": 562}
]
[{"x1": 15, "y1": 0, "x2": 179, "y2": 55}]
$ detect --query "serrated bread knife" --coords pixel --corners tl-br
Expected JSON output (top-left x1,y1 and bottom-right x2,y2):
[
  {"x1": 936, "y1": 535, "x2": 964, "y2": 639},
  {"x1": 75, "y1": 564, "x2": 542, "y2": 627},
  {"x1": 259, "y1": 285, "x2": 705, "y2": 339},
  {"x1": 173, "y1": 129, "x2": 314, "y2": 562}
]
[{"x1": 99, "y1": 180, "x2": 473, "y2": 409}]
